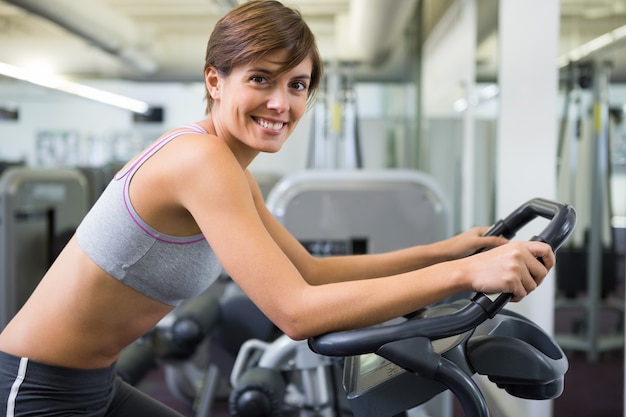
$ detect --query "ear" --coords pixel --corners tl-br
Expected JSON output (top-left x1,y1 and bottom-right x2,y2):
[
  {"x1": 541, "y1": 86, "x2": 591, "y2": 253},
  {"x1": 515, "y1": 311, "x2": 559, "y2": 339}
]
[{"x1": 205, "y1": 66, "x2": 221, "y2": 100}]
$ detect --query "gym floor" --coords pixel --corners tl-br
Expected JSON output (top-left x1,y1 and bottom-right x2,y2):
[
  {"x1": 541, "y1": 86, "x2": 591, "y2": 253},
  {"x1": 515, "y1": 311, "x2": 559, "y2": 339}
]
[
  {"x1": 553, "y1": 350, "x2": 623, "y2": 417},
  {"x1": 551, "y1": 302, "x2": 624, "y2": 417}
]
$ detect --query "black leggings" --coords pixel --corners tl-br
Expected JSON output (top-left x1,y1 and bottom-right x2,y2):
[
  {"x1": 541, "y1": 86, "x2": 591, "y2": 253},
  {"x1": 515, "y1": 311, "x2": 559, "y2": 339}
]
[{"x1": 0, "y1": 350, "x2": 183, "y2": 417}]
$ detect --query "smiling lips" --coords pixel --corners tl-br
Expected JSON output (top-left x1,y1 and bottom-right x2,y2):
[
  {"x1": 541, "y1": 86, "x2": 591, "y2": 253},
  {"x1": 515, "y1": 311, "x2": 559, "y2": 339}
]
[{"x1": 254, "y1": 117, "x2": 285, "y2": 131}]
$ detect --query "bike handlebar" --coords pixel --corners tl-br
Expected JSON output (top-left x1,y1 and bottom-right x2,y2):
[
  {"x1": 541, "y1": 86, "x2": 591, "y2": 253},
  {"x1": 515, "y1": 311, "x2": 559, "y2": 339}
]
[{"x1": 308, "y1": 198, "x2": 576, "y2": 357}]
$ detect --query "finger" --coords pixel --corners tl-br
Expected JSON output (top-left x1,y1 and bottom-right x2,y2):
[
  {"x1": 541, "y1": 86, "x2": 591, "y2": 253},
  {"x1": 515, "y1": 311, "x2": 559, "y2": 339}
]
[
  {"x1": 525, "y1": 244, "x2": 552, "y2": 287},
  {"x1": 510, "y1": 282, "x2": 528, "y2": 302},
  {"x1": 529, "y1": 241, "x2": 556, "y2": 269},
  {"x1": 479, "y1": 235, "x2": 510, "y2": 248},
  {"x1": 522, "y1": 267, "x2": 539, "y2": 293},
  {"x1": 473, "y1": 226, "x2": 491, "y2": 235},
  {"x1": 510, "y1": 264, "x2": 535, "y2": 301}
]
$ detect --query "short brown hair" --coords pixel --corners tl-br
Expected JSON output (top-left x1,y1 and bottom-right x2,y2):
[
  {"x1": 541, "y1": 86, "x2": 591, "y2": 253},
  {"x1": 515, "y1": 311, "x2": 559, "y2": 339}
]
[{"x1": 203, "y1": 0, "x2": 323, "y2": 113}]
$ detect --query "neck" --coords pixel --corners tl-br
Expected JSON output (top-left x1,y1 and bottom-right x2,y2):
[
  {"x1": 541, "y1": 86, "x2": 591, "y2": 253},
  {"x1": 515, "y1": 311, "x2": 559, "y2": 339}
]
[{"x1": 197, "y1": 116, "x2": 259, "y2": 169}]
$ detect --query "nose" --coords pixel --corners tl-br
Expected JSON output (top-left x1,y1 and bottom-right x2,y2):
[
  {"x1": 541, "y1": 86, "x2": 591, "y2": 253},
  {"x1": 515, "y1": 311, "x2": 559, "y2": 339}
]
[{"x1": 266, "y1": 87, "x2": 289, "y2": 113}]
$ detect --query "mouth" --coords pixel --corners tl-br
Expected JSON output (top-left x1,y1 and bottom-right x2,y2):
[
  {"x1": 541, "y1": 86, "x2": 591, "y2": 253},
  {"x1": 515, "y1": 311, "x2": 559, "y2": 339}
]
[{"x1": 253, "y1": 117, "x2": 285, "y2": 132}]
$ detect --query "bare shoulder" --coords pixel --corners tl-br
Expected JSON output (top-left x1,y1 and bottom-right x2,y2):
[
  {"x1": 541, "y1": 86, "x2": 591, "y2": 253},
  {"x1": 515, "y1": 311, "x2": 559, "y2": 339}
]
[
  {"x1": 123, "y1": 128, "x2": 254, "y2": 242},
  {"x1": 165, "y1": 131, "x2": 236, "y2": 169},
  {"x1": 161, "y1": 132, "x2": 252, "y2": 212},
  {"x1": 153, "y1": 132, "x2": 245, "y2": 189}
]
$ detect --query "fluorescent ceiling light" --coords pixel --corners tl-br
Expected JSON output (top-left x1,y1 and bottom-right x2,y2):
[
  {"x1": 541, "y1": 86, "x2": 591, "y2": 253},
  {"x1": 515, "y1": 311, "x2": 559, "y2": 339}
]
[
  {"x1": 453, "y1": 84, "x2": 499, "y2": 112},
  {"x1": 558, "y1": 24, "x2": 626, "y2": 68},
  {"x1": 0, "y1": 61, "x2": 150, "y2": 114}
]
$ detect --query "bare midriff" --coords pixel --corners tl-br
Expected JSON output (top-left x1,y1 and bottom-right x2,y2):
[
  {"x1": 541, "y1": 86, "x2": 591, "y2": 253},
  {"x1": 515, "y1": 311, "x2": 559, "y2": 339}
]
[{"x1": 0, "y1": 236, "x2": 174, "y2": 370}]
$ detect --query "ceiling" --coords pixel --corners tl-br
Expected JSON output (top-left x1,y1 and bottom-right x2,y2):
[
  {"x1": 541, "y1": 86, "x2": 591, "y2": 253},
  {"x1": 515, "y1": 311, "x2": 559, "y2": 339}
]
[
  {"x1": 559, "y1": 0, "x2": 626, "y2": 83},
  {"x1": 0, "y1": 0, "x2": 420, "y2": 84},
  {"x1": 0, "y1": 0, "x2": 625, "y2": 86}
]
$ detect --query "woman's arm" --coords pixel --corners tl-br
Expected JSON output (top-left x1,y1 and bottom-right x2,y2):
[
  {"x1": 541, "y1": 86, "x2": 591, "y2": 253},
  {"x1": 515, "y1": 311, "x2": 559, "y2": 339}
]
[
  {"x1": 246, "y1": 171, "x2": 510, "y2": 285},
  {"x1": 178, "y1": 141, "x2": 553, "y2": 340}
]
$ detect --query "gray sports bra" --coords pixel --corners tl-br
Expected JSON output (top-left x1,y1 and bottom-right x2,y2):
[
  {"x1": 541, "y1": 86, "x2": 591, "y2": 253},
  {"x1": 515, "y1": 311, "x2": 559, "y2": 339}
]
[{"x1": 76, "y1": 124, "x2": 223, "y2": 306}]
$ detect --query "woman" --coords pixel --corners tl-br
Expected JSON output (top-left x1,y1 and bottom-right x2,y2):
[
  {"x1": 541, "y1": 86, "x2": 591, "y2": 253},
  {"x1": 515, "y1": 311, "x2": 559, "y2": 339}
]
[{"x1": 0, "y1": 1, "x2": 555, "y2": 416}]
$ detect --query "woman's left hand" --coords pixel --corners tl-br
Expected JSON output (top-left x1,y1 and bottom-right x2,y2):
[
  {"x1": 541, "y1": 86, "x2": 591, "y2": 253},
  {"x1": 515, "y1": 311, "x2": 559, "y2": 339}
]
[{"x1": 438, "y1": 226, "x2": 510, "y2": 260}]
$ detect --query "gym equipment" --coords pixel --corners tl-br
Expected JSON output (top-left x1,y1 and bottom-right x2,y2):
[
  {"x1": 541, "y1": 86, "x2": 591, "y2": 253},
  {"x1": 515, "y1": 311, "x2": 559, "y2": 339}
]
[
  {"x1": 116, "y1": 282, "x2": 279, "y2": 417},
  {"x1": 229, "y1": 335, "x2": 341, "y2": 417},
  {"x1": 0, "y1": 160, "x2": 25, "y2": 176},
  {"x1": 229, "y1": 169, "x2": 453, "y2": 417},
  {"x1": 0, "y1": 167, "x2": 89, "y2": 330},
  {"x1": 266, "y1": 170, "x2": 452, "y2": 254},
  {"x1": 308, "y1": 198, "x2": 576, "y2": 417},
  {"x1": 307, "y1": 68, "x2": 363, "y2": 170},
  {"x1": 76, "y1": 165, "x2": 113, "y2": 208},
  {"x1": 556, "y1": 61, "x2": 624, "y2": 360},
  {"x1": 117, "y1": 287, "x2": 234, "y2": 417},
  {"x1": 117, "y1": 288, "x2": 221, "y2": 385}
]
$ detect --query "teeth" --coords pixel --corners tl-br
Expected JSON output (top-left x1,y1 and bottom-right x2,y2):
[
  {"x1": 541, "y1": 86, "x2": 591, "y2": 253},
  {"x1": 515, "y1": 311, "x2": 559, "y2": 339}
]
[{"x1": 256, "y1": 118, "x2": 284, "y2": 131}]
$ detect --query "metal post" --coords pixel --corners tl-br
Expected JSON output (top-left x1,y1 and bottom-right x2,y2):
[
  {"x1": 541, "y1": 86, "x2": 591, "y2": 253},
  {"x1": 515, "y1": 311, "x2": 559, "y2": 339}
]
[{"x1": 586, "y1": 61, "x2": 611, "y2": 362}]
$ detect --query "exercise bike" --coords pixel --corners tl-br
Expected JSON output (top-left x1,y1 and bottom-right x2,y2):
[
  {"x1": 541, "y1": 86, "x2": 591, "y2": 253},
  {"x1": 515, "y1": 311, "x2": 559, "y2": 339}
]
[
  {"x1": 230, "y1": 198, "x2": 576, "y2": 417},
  {"x1": 308, "y1": 197, "x2": 576, "y2": 417}
]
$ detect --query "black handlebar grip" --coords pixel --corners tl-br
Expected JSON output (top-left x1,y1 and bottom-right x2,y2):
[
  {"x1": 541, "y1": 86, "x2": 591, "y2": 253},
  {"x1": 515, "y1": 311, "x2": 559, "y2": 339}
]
[{"x1": 474, "y1": 198, "x2": 576, "y2": 318}]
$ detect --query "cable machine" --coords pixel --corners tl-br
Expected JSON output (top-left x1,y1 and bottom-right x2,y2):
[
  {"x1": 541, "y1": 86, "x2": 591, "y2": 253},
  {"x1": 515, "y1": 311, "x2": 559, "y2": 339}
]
[
  {"x1": 307, "y1": 64, "x2": 363, "y2": 170},
  {"x1": 555, "y1": 61, "x2": 625, "y2": 362},
  {"x1": 0, "y1": 167, "x2": 88, "y2": 330}
]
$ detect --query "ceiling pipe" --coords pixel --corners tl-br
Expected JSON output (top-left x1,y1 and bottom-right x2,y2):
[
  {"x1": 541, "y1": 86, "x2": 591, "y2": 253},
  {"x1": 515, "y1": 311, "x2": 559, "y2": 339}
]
[
  {"x1": 3, "y1": 0, "x2": 158, "y2": 75},
  {"x1": 335, "y1": 0, "x2": 418, "y2": 65},
  {"x1": 214, "y1": 0, "x2": 239, "y2": 12}
]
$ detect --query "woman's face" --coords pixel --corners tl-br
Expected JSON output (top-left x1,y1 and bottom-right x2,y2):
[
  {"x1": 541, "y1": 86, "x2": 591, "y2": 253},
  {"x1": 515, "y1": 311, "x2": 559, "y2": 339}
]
[{"x1": 206, "y1": 49, "x2": 313, "y2": 157}]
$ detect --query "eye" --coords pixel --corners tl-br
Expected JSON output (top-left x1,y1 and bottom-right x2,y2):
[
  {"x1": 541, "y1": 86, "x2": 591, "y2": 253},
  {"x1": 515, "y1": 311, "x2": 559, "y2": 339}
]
[
  {"x1": 250, "y1": 75, "x2": 268, "y2": 84},
  {"x1": 291, "y1": 80, "x2": 308, "y2": 92}
]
